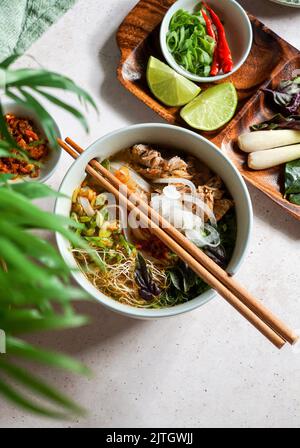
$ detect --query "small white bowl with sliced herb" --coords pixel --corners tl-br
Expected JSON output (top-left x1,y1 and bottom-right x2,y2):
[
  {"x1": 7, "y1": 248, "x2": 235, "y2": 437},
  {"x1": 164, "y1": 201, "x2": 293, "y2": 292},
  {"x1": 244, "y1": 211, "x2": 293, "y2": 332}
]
[{"x1": 160, "y1": 0, "x2": 253, "y2": 82}]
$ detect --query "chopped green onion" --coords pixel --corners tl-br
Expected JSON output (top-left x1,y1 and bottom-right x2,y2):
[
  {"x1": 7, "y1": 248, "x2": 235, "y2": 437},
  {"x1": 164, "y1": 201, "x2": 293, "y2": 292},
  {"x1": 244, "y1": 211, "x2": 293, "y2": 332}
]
[{"x1": 166, "y1": 8, "x2": 215, "y2": 77}]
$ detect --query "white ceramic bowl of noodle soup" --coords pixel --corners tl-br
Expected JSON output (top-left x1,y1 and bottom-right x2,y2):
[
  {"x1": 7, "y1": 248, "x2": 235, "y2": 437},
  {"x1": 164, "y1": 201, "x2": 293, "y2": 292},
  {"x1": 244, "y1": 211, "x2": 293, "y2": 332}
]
[
  {"x1": 160, "y1": 0, "x2": 253, "y2": 82},
  {"x1": 55, "y1": 124, "x2": 253, "y2": 319}
]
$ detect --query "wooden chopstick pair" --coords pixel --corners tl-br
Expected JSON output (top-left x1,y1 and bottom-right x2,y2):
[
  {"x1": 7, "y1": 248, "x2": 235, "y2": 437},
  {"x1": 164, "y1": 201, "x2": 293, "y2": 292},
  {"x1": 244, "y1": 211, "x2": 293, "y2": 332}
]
[{"x1": 58, "y1": 137, "x2": 298, "y2": 349}]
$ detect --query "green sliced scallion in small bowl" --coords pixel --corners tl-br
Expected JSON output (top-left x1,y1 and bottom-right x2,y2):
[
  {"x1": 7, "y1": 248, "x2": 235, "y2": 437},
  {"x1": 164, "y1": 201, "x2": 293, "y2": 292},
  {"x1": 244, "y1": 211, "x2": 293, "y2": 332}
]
[{"x1": 166, "y1": 8, "x2": 215, "y2": 77}]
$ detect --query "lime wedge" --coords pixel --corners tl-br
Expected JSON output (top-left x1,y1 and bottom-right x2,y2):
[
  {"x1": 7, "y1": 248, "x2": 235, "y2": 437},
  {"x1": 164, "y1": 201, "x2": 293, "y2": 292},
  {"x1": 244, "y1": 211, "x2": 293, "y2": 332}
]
[
  {"x1": 147, "y1": 56, "x2": 201, "y2": 107},
  {"x1": 180, "y1": 83, "x2": 238, "y2": 131}
]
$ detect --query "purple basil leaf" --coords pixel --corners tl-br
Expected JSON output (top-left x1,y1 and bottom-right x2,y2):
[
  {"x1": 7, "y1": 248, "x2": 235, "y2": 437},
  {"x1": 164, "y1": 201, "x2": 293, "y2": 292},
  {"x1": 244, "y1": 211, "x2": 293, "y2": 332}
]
[
  {"x1": 135, "y1": 271, "x2": 147, "y2": 290},
  {"x1": 250, "y1": 114, "x2": 300, "y2": 131},
  {"x1": 140, "y1": 289, "x2": 154, "y2": 301},
  {"x1": 263, "y1": 88, "x2": 292, "y2": 108},
  {"x1": 286, "y1": 92, "x2": 300, "y2": 114},
  {"x1": 263, "y1": 76, "x2": 300, "y2": 115},
  {"x1": 135, "y1": 253, "x2": 161, "y2": 301},
  {"x1": 151, "y1": 283, "x2": 162, "y2": 296},
  {"x1": 203, "y1": 245, "x2": 227, "y2": 269}
]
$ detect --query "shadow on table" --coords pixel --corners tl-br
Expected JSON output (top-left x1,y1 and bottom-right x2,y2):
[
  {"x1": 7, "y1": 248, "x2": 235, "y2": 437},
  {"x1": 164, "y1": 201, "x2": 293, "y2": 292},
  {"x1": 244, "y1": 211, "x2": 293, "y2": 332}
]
[
  {"x1": 247, "y1": 183, "x2": 300, "y2": 240},
  {"x1": 96, "y1": 28, "x2": 163, "y2": 125},
  {"x1": 239, "y1": 0, "x2": 300, "y2": 18},
  {"x1": 25, "y1": 299, "x2": 144, "y2": 356}
]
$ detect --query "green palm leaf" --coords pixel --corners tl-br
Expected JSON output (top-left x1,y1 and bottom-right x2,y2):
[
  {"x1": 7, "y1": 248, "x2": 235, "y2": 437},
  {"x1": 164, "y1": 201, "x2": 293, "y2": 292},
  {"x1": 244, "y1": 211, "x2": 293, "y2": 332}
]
[
  {"x1": 0, "y1": 359, "x2": 85, "y2": 415},
  {"x1": 0, "y1": 187, "x2": 79, "y2": 230},
  {"x1": 7, "y1": 88, "x2": 59, "y2": 149},
  {"x1": 6, "y1": 337, "x2": 90, "y2": 376},
  {"x1": 0, "y1": 272, "x2": 87, "y2": 306},
  {"x1": 0, "y1": 149, "x2": 11, "y2": 157},
  {"x1": 34, "y1": 88, "x2": 89, "y2": 132},
  {"x1": 8, "y1": 181, "x2": 67, "y2": 199},
  {"x1": 0, "y1": 100, "x2": 30, "y2": 159},
  {"x1": 0, "y1": 100, "x2": 18, "y2": 146},
  {"x1": 0, "y1": 222, "x2": 69, "y2": 273},
  {"x1": 0, "y1": 313, "x2": 89, "y2": 334},
  {"x1": 5, "y1": 68, "x2": 97, "y2": 111},
  {"x1": 0, "y1": 53, "x2": 20, "y2": 69},
  {"x1": 1, "y1": 64, "x2": 98, "y2": 159},
  {"x1": 0, "y1": 236, "x2": 58, "y2": 282},
  {"x1": 0, "y1": 61, "x2": 99, "y2": 418},
  {"x1": 0, "y1": 173, "x2": 13, "y2": 182},
  {"x1": 0, "y1": 141, "x2": 12, "y2": 156},
  {"x1": 0, "y1": 379, "x2": 71, "y2": 419}
]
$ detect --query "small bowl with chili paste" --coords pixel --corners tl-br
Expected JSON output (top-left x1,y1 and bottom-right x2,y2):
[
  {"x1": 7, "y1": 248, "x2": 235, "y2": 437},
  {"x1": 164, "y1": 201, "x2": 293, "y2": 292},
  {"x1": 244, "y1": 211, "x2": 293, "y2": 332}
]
[
  {"x1": 0, "y1": 101, "x2": 61, "y2": 183},
  {"x1": 160, "y1": 0, "x2": 253, "y2": 83}
]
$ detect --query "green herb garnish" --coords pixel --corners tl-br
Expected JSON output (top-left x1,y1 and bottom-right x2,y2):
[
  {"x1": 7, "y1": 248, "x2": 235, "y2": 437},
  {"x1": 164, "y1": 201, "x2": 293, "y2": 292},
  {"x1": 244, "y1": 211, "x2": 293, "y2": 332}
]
[
  {"x1": 285, "y1": 159, "x2": 300, "y2": 204},
  {"x1": 166, "y1": 8, "x2": 215, "y2": 76}
]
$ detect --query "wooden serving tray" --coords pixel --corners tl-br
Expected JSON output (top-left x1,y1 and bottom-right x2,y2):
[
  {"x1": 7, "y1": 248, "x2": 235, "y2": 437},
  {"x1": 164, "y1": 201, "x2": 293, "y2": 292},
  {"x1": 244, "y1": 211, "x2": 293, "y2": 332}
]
[{"x1": 116, "y1": 0, "x2": 300, "y2": 220}]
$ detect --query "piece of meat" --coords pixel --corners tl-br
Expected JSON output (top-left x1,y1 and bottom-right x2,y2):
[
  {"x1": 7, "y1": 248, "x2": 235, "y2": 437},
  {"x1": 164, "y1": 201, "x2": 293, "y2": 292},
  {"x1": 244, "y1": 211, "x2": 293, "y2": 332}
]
[
  {"x1": 0, "y1": 160, "x2": 10, "y2": 173},
  {"x1": 186, "y1": 156, "x2": 212, "y2": 186},
  {"x1": 129, "y1": 144, "x2": 192, "y2": 179},
  {"x1": 214, "y1": 199, "x2": 234, "y2": 221},
  {"x1": 196, "y1": 186, "x2": 215, "y2": 220},
  {"x1": 167, "y1": 156, "x2": 188, "y2": 172},
  {"x1": 130, "y1": 145, "x2": 165, "y2": 168},
  {"x1": 27, "y1": 145, "x2": 47, "y2": 160},
  {"x1": 129, "y1": 145, "x2": 234, "y2": 222},
  {"x1": 198, "y1": 184, "x2": 224, "y2": 201},
  {"x1": 206, "y1": 175, "x2": 223, "y2": 190},
  {"x1": 196, "y1": 181, "x2": 232, "y2": 222}
]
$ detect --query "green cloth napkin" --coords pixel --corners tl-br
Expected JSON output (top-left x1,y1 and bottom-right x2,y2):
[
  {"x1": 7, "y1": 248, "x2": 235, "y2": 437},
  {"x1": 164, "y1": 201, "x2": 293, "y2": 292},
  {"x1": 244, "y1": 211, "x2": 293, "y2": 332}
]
[{"x1": 0, "y1": 0, "x2": 77, "y2": 63}]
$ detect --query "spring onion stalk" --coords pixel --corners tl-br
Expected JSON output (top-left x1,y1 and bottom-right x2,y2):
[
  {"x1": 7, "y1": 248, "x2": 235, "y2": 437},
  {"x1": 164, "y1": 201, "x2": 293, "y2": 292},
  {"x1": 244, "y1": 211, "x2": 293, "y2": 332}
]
[
  {"x1": 185, "y1": 225, "x2": 220, "y2": 248},
  {"x1": 78, "y1": 197, "x2": 95, "y2": 217},
  {"x1": 248, "y1": 144, "x2": 300, "y2": 170},
  {"x1": 166, "y1": 9, "x2": 214, "y2": 77},
  {"x1": 238, "y1": 130, "x2": 300, "y2": 153}
]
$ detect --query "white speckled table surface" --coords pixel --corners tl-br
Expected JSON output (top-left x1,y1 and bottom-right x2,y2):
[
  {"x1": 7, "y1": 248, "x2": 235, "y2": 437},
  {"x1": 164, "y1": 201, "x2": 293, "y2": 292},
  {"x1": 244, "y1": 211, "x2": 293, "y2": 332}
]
[{"x1": 1, "y1": 0, "x2": 300, "y2": 429}]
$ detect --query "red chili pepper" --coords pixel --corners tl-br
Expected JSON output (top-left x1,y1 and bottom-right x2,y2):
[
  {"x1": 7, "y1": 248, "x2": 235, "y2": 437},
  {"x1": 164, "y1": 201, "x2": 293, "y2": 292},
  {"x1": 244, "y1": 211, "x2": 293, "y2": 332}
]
[
  {"x1": 210, "y1": 47, "x2": 220, "y2": 76},
  {"x1": 203, "y1": 3, "x2": 233, "y2": 74},
  {"x1": 201, "y1": 9, "x2": 216, "y2": 40},
  {"x1": 201, "y1": 9, "x2": 219, "y2": 76}
]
